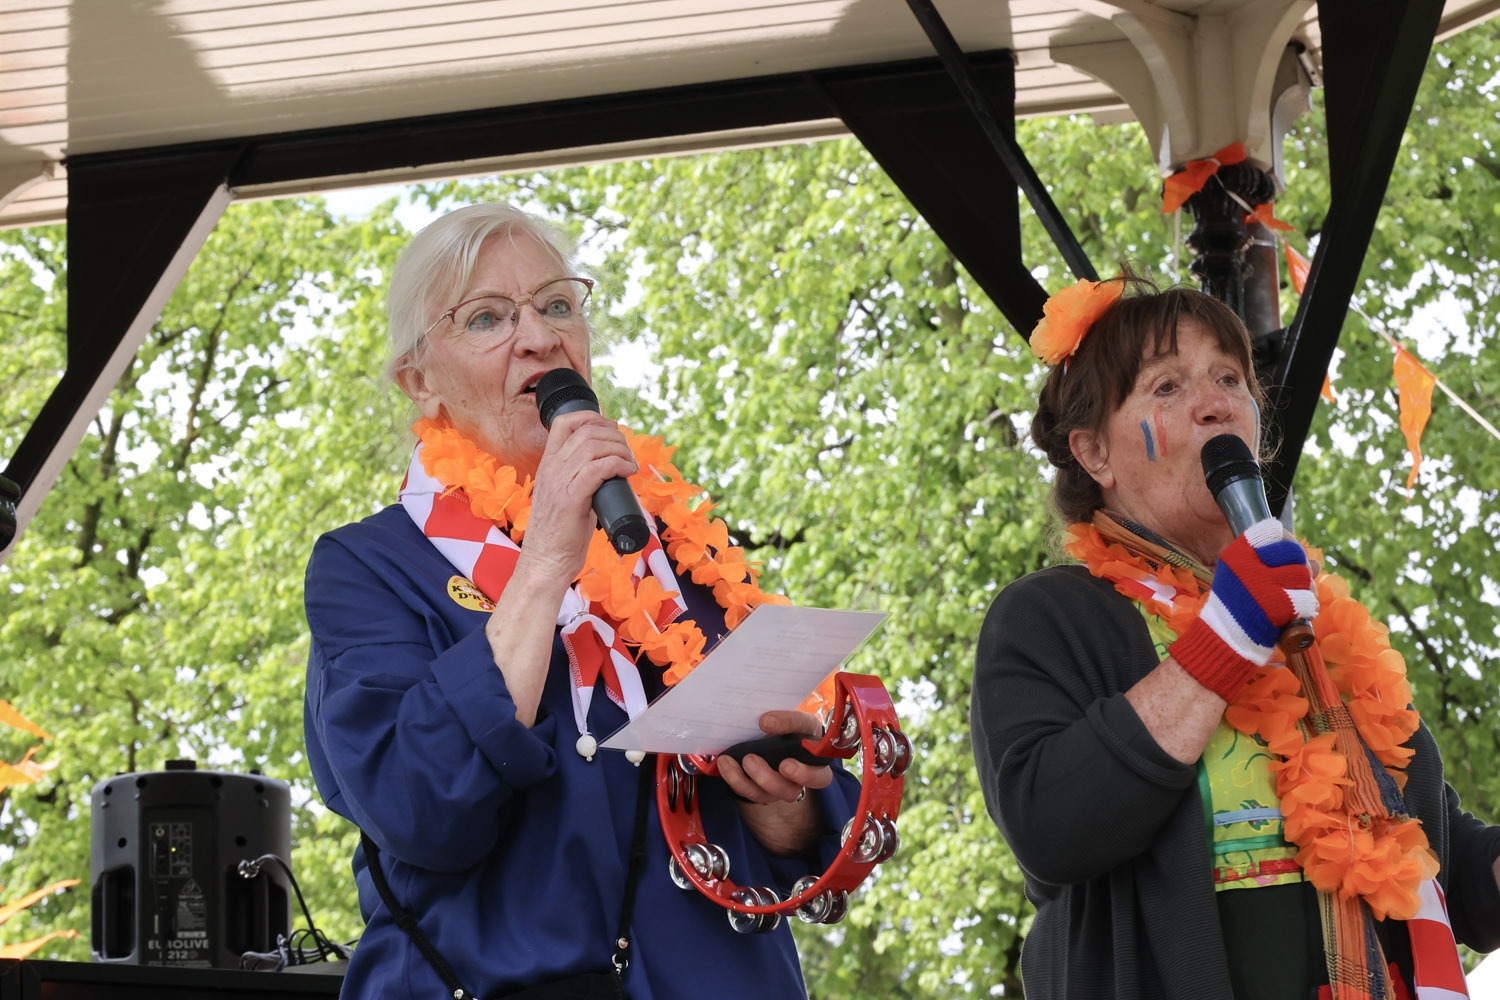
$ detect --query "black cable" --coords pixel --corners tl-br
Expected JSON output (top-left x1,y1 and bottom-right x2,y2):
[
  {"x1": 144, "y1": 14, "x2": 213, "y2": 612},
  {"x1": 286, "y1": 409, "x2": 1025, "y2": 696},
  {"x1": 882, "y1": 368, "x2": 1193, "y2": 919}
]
[{"x1": 237, "y1": 853, "x2": 350, "y2": 965}]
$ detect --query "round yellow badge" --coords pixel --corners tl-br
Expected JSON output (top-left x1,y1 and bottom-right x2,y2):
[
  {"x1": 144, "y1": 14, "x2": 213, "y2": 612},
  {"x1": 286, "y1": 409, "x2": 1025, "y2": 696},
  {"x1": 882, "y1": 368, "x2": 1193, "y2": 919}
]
[{"x1": 446, "y1": 576, "x2": 494, "y2": 613}]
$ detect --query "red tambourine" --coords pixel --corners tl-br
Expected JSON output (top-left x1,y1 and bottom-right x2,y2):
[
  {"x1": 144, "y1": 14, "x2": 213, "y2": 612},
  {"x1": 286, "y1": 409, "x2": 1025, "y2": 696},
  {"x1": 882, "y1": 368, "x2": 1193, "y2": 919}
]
[{"x1": 655, "y1": 672, "x2": 910, "y2": 933}]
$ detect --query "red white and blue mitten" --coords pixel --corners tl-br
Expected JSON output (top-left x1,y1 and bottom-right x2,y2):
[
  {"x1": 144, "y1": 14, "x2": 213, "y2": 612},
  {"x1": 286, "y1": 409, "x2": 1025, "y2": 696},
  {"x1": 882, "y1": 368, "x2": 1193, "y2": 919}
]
[{"x1": 1169, "y1": 519, "x2": 1319, "y2": 701}]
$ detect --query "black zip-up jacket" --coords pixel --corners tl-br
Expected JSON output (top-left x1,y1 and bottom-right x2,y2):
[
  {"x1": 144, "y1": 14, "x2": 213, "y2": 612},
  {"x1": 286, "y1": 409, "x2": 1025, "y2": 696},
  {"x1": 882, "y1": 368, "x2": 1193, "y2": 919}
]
[{"x1": 971, "y1": 564, "x2": 1500, "y2": 999}]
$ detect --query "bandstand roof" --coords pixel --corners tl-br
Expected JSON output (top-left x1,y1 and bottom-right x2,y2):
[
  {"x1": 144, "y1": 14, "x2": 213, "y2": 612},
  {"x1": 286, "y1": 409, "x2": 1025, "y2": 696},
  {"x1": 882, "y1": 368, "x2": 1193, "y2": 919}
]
[{"x1": 2, "y1": 0, "x2": 1496, "y2": 555}]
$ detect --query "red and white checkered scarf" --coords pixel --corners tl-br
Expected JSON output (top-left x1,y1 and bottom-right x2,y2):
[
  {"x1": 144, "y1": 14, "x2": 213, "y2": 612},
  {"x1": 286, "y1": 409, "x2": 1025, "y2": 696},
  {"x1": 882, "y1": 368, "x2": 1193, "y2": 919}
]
[{"x1": 399, "y1": 441, "x2": 686, "y2": 757}]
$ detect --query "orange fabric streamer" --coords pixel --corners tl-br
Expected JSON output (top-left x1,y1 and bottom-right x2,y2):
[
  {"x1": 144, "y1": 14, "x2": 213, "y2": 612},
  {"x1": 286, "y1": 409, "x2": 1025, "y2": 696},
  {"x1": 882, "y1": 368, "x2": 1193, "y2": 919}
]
[
  {"x1": 0, "y1": 747, "x2": 56, "y2": 793},
  {"x1": 1246, "y1": 202, "x2": 1295, "y2": 232},
  {"x1": 0, "y1": 879, "x2": 80, "y2": 926},
  {"x1": 1161, "y1": 143, "x2": 1248, "y2": 213},
  {"x1": 1284, "y1": 240, "x2": 1311, "y2": 295},
  {"x1": 1394, "y1": 347, "x2": 1437, "y2": 494},
  {"x1": 0, "y1": 928, "x2": 79, "y2": 960},
  {"x1": 0, "y1": 701, "x2": 50, "y2": 740}
]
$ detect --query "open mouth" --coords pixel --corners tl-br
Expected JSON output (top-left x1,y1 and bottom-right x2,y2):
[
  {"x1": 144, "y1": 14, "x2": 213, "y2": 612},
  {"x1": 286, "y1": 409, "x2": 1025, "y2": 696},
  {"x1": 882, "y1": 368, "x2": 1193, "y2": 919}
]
[{"x1": 521, "y1": 373, "x2": 546, "y2": 395}]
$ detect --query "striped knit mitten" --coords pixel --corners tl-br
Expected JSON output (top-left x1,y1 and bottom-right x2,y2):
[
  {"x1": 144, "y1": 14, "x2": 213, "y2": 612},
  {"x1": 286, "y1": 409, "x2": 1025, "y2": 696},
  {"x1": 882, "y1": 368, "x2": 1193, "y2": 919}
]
[{"x1": 1169, "y1": 519, "x2": 1319, "y2": 701}]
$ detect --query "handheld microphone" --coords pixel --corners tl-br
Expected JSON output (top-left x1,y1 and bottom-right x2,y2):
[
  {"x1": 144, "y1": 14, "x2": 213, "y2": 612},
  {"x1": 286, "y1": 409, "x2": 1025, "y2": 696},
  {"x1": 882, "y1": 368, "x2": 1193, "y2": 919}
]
[
  {"x1": 534, "y1": 369, "x2": 650, "y2": 555},
  {"x1": 1200, "y1": 434, "x2": 1314, "y2": 653}
]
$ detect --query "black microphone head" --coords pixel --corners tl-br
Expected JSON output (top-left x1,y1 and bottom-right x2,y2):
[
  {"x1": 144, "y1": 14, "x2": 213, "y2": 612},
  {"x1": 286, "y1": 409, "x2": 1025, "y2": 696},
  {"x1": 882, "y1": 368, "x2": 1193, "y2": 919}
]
[
  {"x1": 1200, "y1": 434, "x2": 1261, "y2": 498},
  {"x1": 535, "y1": 368, "x2": 597, "y2": 428}
]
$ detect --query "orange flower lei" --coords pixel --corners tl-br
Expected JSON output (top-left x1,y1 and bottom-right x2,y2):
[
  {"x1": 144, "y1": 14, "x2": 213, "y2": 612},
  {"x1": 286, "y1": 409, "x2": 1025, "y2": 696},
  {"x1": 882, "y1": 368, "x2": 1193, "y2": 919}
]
[
  {"x1": 1065, "y1": 522, "x2": 1437, "y2": 920},
  {"x1": 1028, "y1": 279, "x2": 1124, "y2": 367},
  {"x1": 413, "y1": 416, "x2": 789, "y2": 686}
]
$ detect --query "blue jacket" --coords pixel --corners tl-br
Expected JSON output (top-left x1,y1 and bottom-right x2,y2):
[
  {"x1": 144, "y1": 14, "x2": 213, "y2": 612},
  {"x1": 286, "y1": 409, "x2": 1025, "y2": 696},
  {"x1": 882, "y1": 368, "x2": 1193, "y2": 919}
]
[{"x1": 305, "y1": 505, "x2": 860, "y2": 999}]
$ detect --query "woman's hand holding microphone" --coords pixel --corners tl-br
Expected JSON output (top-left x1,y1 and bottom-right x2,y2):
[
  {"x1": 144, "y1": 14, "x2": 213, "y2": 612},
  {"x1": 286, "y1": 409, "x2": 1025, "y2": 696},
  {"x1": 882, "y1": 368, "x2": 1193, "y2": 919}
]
[{"x1": 1169, "y1": 519, "x2": 1320, "y2": 702}]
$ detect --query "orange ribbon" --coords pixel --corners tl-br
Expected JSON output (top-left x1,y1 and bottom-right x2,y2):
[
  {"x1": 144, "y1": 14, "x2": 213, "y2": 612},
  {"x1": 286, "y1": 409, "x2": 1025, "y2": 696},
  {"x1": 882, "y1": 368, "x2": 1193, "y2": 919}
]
[
  {"x1": 1161, "y1": 143, "x2": 1248, "y2": 213},
  {"x1": 1245, "y1": 201, "x2": 1295, "y2": 232}
]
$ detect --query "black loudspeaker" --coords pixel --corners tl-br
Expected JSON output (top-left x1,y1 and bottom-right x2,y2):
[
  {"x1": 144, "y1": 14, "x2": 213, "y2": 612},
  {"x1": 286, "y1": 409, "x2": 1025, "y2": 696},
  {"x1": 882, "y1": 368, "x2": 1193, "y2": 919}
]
[{"x1": 89, "y1": 760, "x2": 293, "y2": 970}]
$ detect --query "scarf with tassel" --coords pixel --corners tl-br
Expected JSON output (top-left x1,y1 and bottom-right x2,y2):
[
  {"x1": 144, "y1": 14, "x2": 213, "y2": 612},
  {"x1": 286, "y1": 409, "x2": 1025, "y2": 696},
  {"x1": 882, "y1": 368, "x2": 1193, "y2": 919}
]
[{"x1": 1068, "y1": 511, "x2": 1468, "y2": 1000}]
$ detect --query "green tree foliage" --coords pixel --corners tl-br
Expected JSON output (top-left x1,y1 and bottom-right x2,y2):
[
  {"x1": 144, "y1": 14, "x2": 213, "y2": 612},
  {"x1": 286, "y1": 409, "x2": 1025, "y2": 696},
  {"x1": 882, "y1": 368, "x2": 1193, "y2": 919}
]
[
  {"x1": 1276, "y1": 23, "x2": 1500, "y2": 842},
  {"x1": 2, "y1": 18, "x2": 1497, "y2": 996},
  {"x1": 0, "y1": 198, "x2": 411, "y2": 955}
]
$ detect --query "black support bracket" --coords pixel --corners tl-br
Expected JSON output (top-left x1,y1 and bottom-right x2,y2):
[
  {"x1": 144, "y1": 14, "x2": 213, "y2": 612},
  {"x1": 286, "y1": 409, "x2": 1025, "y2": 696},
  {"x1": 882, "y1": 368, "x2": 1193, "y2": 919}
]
[{"x1": 1263, "y1": 0, "x2": 1446, "y2": 511}]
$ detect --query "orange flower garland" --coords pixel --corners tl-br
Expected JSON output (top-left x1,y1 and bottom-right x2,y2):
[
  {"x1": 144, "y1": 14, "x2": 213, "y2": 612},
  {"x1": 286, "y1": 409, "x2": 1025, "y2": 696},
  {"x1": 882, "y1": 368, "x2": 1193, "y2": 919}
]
[
  {"x1": 1029, "y1": 279, "x2": 1124, "y2": 367},
  {"x1": 413, "y1": 416, "x2": 789, "y2": 688},
  {"x1": 1065, "y1": 522, "x2": 1437, "y2": 921}
]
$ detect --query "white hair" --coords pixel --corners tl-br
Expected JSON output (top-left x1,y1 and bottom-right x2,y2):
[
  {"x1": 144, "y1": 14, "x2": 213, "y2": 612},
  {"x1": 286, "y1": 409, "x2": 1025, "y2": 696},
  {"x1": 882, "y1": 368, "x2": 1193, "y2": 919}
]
[{"x1": 383, "y1": 203, "x2": 581, "y2": 383}]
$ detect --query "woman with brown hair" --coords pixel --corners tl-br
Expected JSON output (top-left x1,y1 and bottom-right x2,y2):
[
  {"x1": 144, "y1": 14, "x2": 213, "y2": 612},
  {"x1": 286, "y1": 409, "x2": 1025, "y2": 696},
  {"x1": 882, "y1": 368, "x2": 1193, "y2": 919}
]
[{"x1": 971, "y1": 276, "x2": 1500, "y2": 999}]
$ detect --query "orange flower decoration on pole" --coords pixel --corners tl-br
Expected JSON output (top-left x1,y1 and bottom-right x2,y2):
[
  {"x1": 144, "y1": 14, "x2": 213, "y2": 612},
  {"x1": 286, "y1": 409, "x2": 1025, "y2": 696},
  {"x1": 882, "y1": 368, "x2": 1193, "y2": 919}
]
[
  {"x1": 1161, "y1": 143, "x2": 1248, "y2": 213},
  {"x1": 1029, "y1": 279, "x2": 1124, "y2": 367}
]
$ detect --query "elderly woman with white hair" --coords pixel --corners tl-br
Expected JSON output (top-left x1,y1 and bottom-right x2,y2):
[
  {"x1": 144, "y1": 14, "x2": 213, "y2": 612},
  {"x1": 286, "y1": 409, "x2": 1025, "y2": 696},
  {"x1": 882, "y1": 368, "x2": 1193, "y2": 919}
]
[{"x1": 303, "y1": 203, "x2": 859, "y2": 999}]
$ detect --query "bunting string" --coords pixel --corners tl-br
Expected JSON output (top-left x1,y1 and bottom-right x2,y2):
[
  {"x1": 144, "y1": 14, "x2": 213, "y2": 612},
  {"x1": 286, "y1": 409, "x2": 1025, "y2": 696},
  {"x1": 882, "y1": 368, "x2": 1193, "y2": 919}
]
[
  {"x1": 1347, "y1": 301, "x2": 1500, "y2": 445},
  {"x1": 1161, "y1": 141, "x2": 1496, "y2": 495}
]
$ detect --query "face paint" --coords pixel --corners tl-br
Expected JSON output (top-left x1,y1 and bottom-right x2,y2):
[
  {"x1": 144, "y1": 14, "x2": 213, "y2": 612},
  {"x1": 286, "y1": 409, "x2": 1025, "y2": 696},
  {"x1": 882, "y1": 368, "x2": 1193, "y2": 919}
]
[
  {"x1": 1153, "y1": 410, "x2": 1168, "y2": 460},
  {"x1": 1140, "y1": 419, "x2": 1157, "y2": 462}
]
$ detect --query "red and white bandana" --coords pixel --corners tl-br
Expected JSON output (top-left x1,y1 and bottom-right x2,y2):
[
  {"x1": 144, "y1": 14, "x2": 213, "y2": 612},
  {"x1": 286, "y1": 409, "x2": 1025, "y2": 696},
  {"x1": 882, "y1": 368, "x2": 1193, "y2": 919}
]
[{"x1": 399, "y1": 442, "x2": 687, "y2": 758}]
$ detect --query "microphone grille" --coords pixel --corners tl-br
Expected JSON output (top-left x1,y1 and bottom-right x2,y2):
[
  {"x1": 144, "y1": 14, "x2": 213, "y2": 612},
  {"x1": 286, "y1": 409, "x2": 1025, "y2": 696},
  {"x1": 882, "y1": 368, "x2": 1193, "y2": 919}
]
[
  {"x1": 1200, "y1": 434, "x2": 1261, "y2": 497},
  {"x1": 535, "y1": 368, "x2": 597, "y2": 427}
]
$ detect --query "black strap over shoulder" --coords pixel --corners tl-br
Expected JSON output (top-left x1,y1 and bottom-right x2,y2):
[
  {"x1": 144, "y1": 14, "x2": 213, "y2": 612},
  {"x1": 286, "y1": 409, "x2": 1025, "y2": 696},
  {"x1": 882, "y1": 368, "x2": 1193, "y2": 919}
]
[
  {"x1": 361, "y1": 831, "x2": 474, "y2": 998},
  {"x1": 611, "y1": 759, "x2": 656, "y2": 973},
  {"x1": 359, "y1": 756, "x2": 654, "y2": 1000}
]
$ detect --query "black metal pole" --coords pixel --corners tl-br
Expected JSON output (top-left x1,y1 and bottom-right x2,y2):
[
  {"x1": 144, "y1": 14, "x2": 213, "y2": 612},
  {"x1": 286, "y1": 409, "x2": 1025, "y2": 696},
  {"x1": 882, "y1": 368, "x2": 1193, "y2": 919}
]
[
  {"x1": 1182, "y1": 161, "x2": 1278, "y2": 326},
  {"x1": 904, "y1": 0, "x2": 1098, "y2": 282}
]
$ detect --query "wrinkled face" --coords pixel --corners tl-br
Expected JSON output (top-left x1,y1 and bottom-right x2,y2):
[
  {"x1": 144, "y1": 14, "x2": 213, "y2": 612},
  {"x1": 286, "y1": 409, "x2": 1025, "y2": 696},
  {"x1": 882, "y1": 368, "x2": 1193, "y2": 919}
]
[
  {"x1": 396, "y1": 232, "x2": 592, "y2": 476},
  {"x1": 1070, "y1": 319, "x2": 1259, "y2": 564}
]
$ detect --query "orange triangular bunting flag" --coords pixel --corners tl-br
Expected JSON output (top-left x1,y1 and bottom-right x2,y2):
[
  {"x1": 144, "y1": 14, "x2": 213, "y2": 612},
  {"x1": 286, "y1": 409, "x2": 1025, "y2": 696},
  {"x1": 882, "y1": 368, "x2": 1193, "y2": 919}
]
[
  {"x1": 1393, "y1": 346, "x2": 1437, "y2": 494},
  {"x1": 0, "y1": 928, "x2": 79, "y2": 960},
  {"x1": 0, "y1": 701, "x2": 49, "y2": 740},
  {"x1": 1321, "y1": 373, "x2": 1336, "y2": 404},
  {"x1": 1285, "y1": 241, "x2": 1311, "y2": 295},
  {"x1": 1162, "y1": 143, "x2": 1249, "y2": 213},
  {"x1": 0, "y1": 879, "x2": 80, "y2": 926},
  {"x1": 1246, "y1": 202, "x2": 1295, "y2": 232}
]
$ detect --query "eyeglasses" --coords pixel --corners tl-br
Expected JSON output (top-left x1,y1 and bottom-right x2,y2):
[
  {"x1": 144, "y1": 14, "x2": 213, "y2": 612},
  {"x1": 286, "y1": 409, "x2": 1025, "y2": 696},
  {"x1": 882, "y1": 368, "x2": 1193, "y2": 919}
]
[{"x1": 423, "y1": 277, "x2": 594, "y2": 343}]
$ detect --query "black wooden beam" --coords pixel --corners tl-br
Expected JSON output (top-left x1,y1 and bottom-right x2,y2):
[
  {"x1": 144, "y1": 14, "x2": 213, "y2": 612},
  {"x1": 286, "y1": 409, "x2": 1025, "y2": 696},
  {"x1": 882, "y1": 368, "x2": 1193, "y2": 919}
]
[
  {"x1": 4, "y1": 52, "x2": 1044, "y2": 532},
  {"x1": 5, "y1": 152, "x2": 236, "y2": 536},
  {"x1": 817, "y1": 55, "x2": 1048, "y2": 336},
  {"x1": 1263, "y1": 0, "x2": 1446, "y2": 511},
  {"x1": 904, "y1": 0, "x2": 1095, "y2": 288}
]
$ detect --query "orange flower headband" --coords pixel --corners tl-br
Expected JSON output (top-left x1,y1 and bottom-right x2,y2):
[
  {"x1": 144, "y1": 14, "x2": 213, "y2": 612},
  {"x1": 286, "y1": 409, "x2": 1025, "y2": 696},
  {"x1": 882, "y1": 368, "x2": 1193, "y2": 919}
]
[{"x1": 1028, "y1": 279, "x2": 1125, "y2": 368}]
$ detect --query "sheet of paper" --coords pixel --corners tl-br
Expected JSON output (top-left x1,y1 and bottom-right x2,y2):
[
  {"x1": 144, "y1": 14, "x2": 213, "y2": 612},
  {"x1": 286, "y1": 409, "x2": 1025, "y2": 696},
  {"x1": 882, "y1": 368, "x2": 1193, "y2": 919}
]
[{"x1": 599, "y1": 604, "x2": 887, "y2": 756}]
